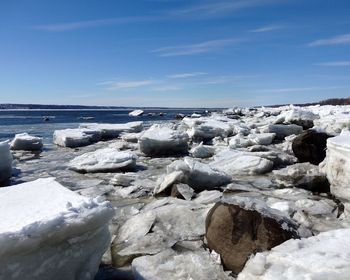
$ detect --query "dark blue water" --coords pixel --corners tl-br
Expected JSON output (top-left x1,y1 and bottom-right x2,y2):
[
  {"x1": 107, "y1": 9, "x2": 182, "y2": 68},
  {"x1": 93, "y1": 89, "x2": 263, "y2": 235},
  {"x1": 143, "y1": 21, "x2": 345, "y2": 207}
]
[{"x1": 0, "y1": 109, "x2": 206, "y2": 143}]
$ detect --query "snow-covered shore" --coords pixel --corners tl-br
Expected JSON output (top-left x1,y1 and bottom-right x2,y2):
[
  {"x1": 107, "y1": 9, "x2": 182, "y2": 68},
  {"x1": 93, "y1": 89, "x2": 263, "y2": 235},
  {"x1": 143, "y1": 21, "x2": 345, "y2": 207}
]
[{"x1": 2, "y1": 104, "x2": 350, "y2": 279}]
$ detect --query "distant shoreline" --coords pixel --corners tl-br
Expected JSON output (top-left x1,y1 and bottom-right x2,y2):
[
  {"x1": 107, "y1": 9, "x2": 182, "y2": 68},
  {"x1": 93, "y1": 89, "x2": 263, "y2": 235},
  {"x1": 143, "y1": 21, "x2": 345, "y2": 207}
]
[{"x1": 0, "y1": 97, "x2": 349, "y2": 110}]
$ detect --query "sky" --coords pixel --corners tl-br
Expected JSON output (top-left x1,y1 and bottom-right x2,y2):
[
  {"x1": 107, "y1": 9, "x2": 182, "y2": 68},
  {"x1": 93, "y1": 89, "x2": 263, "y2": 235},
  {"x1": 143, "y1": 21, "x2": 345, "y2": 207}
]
[{"x1": 1, "y1": 0, "x2": 350, "y2": 107}]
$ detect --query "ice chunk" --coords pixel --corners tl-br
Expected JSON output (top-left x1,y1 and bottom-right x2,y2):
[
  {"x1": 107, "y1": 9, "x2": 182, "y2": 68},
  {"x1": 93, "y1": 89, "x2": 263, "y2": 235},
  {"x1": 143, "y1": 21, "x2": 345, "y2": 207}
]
[
  {"x1": 69, "y1": 148, "x2": 137, "y2": 173},
  {"x1": 313, "y1": 113, "x2": 350, "y2": 134},
  {"x1": 80, "y1": 121, "x2": 143, "y2": 139},
  {"x1": 190, "y1": 142, "x2": 215, "y2": 158},
  {"x1": 264, "y1": 124, "x2": 303, "y2": 139},
  {"x1": 281, "y1": 108, "x2": 319, "y2": 128},
  {"x1": 0, "y1": 178, "x2": 114, "y2": 280},
  {"x1": 238, "y1": 228, "x2": 350, "y2": 280},
  {"x1": 322, "y1": 132, "x2": 350, "y2": 200},
  {"x1": 273, "y1": 163, "x2": 329, "y2": 193},
  {"x1": 0, "y1": 141, "x2": 12, "y2": 184},
  {"x1": 167, "y1": 157, "x2": 231, "y2": 190},
  {"x1": 132, "y1": 249, "x2": 232, "y2": 280},
  {"x1": 210, "y1": 150, "x2": 273, "y2": 175},
  {"x1": 183, "y1": 117, "x2": 233, "y2": 141},
  {"x1": 10, "y1": 133, "x2": 43, "y2": 151},
  {"x1": 129, "y1": 109, "x2": 144, "y2": 117},
  {"x1": 53, "y1": 128, "x2": 101, "y2": 148},
  {"x1": 139, "y1": 124, "x2": 189, "y2": 156}
]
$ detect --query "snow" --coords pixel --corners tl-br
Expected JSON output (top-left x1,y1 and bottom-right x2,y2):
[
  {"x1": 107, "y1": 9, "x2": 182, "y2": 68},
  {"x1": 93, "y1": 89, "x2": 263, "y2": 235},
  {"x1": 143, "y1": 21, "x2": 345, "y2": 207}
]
[
  {"x1": 139, "y1": 124, "x2": 189, "y2": 156},
  {"x1": 238, "y1": 228, "x2": 350, "y2": 280},
  {"x1": 10, "y1": 133, "x2": 43, "y2": 151},
  {"x1": 129, "y1": 109, "x2": 144, "y2": 117},
  {"x1": 0, "y1": 178, "x2": 114, "y2": 280},
  {"x1": 322, "y1": 131, "x2": 350, "y2": 200},
  {"x1": 69, "y1": 148, "x2": 137, "y2": 173},
  {"x1": 53, "y1": 128, "x2": 101, "y2": 148},
  {"x1": 0, "y1": 141, "x2": 12, "y2": 183}
]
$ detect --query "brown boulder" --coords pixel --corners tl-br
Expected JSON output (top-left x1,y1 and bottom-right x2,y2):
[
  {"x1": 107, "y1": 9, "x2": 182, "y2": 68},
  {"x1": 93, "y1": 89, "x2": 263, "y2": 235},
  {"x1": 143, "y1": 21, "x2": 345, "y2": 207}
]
[{"x1": 205, "y1": 203, "x2": 298, "y2": 274}]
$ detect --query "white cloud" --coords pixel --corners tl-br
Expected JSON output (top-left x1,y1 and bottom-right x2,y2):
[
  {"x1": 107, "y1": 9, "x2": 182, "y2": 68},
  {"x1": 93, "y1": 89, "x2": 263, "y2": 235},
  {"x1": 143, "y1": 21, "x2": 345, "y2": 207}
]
[
  {"x1": 32, "y1": 16, "x2": 161, "y2": 32},
  {"x1": 170, "y1": 0, "x2": 280, "y2": 18},
  {"x1": 315, "y1": 61, "x2": 350, "y2": 66},
  {"x1": 257, "y1": 86, "x2": 342, "y2": 93},
  {"x1": 167, "y1": 72, "x2": 207, "y2": 78},
  {"x1": 309, "y1": 33, "x2": 350, "y2": 47},
  {"x1": 152, "y1": 85, "x2": 181, "y2": 91},
  {"x1": 250, "y1": 24, "x2": 284, "y2": 33},
  {"x1": 102, "y1": 80, "x2": 157, "y2": 90},
  {"x1": 152, "y1": 38, "x2": 242, "y2": 57}
]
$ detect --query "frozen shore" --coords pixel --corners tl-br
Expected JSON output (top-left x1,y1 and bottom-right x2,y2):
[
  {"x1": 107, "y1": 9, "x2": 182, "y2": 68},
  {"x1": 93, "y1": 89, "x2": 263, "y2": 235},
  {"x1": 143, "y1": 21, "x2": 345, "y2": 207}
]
[{"x1": 1, "y1": 104, "x2": 350, "y2": 279}]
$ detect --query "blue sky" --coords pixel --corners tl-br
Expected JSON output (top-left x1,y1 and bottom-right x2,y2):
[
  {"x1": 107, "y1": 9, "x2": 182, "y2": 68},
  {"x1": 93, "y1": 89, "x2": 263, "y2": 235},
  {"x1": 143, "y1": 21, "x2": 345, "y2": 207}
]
[{"x1": 1, "y1": 0, "x2": 350, "y2": 107}]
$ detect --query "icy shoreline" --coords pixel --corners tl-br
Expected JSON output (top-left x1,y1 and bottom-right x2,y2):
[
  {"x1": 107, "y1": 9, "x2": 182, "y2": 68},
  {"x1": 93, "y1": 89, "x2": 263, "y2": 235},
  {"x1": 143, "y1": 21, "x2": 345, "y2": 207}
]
[{"x1": 1, "y1": 104, "x2": 350, "y2": 279}]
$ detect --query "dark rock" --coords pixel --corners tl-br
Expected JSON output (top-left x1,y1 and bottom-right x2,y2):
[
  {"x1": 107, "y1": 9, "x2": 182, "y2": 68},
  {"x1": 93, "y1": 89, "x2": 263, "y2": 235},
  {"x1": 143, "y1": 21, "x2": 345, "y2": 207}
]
[
  {"x1": 292, "y1": 130, "x2": 333, "y2": 165},
  {"x1": 205, "y1": 203, "x2": 298, "y2": 274}
]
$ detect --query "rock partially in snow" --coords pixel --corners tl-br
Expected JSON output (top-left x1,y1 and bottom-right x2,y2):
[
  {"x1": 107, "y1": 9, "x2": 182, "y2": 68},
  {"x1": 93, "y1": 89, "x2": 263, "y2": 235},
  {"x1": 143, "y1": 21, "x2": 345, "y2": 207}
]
[
  {"x1": 263, "y1": 124, "x2": 303, "y2": 139},
  {"x1": 167, "y1": 157, "x2": 231, "y2": 190},
  {"x1": 238, "y1": 228, "x2": 350, "y2": 280},
  {"x1": 281, "y1": 108, "x2": 319, "y2": 129},
  {"x1": 322, "y1": 132, "x2": 350, "y2": 200},
  {"x1": 0, "y1": 178, "x2": 114, "y2": 280},
  {"x1": 139, "y1": 124, "x2": 189, "y2": 156},
  {"x1": 206, "y1": 200, "x2": 299, "y2": 274},
  {"x1": 80, "y1": 121, "x2": 143, "y2": 139},
  {"x1": 210, "y1": 150, "x2": 274, "y2": 176},
  {"x1": 0, "y1": 141, "x2": 12, "y2": 184},
  {"x1": 292, "y1": 130, "x2": 332, "y2": 165},
  {"x1": 273, "y1": 163, "x2": 330, "y2": 193},
  {"x1": 129, "y1": 109, "x2": 144, "y2": 117},
  {"x1": 69, "y1": 148, "x2": 137, "y2": 173},
  {"x1": 53, "y1": 128, "x2": 102, "y2": 148},
  {"x1": 190, "y1": 142, "x2": 215, "y2": 158},
  {"x1": 10, "y1": 133, "x2": 43, "y2": 151},
  {"x1": 132, "y1": 249, "x2": 232, "y2": 280}
]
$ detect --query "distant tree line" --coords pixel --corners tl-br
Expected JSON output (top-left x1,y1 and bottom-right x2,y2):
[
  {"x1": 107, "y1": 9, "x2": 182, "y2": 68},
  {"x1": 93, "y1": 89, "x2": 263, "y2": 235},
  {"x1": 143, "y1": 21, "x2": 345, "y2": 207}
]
[{"x1": 319, "y1": 98, "x2": 350, "y2": 106}]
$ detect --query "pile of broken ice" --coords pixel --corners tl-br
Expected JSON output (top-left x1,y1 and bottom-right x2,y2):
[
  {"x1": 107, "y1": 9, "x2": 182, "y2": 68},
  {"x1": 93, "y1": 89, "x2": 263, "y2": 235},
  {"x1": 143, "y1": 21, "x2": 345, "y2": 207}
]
[{"x1": 2, "y1": 104, "x2": 350, "y2": 279}]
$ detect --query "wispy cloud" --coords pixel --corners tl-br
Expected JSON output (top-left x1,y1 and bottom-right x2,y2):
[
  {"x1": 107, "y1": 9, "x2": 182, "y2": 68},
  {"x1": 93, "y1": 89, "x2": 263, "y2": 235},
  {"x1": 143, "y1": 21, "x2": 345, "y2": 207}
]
[
  {"x1": 250, "y1": 24, "x2": 284, "y2": 33},
  {"x1": 309, "y1": 33, "x2": 350, "y2": 47},
  {"x1": 152, "y1": 85, "x2": 181, "y2": 91},
  {"x1": 257, "y1": 86, "x2": 342, "y2": 93},
  {"x1": 167, "y1": 72, "x2": 207, "y2": 79},
  {"x1": 152, "y1": 38, "x2": 243, "y2": 57},
  {"x1": 101, "y1": 80, "x2": 157, "y2": 90},
  {"x1": 32, "y1": 16, "x2": 161, "y2": 31},
  {"x1": 170, "y1": 0, "x2": 279, "y2": 18},
  {"x1": 315, "y1": 61, "x2": 350, "y2": 67}
]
